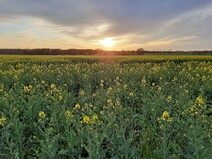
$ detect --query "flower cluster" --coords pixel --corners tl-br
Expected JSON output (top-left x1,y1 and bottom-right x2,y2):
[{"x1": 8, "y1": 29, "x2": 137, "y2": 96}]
[
  {"x1": 158, "y1": 111, "x2": 174, "y2": 123},
  {"x1": 23, "y1": 85, "x2": 32, "y2": 93},
  {"x1": 0, "y1": 117, "x2": 6, "y2": 126}
]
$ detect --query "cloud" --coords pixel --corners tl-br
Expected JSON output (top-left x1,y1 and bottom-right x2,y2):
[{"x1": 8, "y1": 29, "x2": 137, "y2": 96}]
[
  {"x1": 143, "y1": 36, "x2": 197, "y2": 47},
  {"x1": 0, "y1": 0, "x2": 212, "y2": 49}
]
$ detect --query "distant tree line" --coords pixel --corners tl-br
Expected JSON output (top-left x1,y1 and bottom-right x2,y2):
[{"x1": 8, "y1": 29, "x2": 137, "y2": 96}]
[{"x1": 0, "y1": 48, "x2": 211, "y2": 55}]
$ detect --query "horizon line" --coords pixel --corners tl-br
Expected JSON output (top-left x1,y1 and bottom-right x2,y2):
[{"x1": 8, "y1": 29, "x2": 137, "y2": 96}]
[{"x1": 0, "y1": 48, "x2": 212, "y2": 52}]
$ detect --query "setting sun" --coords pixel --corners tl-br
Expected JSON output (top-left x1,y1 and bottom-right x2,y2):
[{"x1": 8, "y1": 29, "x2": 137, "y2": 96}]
[{"x1": 100, "y1": 38, "x2": 115, "y2": 47}]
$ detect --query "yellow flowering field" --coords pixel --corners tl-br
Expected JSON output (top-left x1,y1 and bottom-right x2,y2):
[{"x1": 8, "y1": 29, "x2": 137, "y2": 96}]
[{"x1": 0, "y1": 55, "x2": 211, "y2": 158}]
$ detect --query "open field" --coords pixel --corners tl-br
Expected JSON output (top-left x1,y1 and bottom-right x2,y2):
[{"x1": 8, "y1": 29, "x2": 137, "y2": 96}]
[
  {"x1": 1, "y1": 54, "x2": 212, "y2": 62},
  {"x1": 0, "y1": 55, "x2": 211, "y2": 158}
]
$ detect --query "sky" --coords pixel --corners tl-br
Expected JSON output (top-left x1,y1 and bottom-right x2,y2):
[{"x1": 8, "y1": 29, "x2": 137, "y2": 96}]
[{"x1": 0, "y1": 0, "x2": 212, "y2": 50}]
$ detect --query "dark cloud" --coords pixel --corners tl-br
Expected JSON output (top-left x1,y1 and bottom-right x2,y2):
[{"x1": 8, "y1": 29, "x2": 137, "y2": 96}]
[{"x1": 0, "y1": 0, "x2": 210, "y2": 26}]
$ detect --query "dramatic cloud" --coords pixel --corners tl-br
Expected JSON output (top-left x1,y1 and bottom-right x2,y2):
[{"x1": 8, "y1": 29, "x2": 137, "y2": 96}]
[{"x1": 0, "y1": 0, "x2": 211, "y2": 50}]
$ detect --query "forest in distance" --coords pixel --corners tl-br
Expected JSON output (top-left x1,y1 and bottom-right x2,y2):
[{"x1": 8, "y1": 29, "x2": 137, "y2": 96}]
[{"x1": 0, "y1": 48, "x2": 212, "y2": 56}]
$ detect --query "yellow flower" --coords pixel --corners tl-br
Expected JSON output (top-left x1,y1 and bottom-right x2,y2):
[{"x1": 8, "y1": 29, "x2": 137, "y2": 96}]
[
  {"x1": 0, "y1": 117, "x2": 6, "y2": 126},
  {"x1": 195, "y1": 96, "x2": 204, "y2": 106},
  {"x1": 167, "y1": 96, "x2": 172, "y2": 102},
  {"x1": 162, "y1": 111, "x2": 169, "y2": 119},
  {"x1": 14, "y1": 75, "x2": 19, "y2": 81},
  {"x1": 75, "y1": 103, "x2": 80, "y2": 109},
  {"x1": 123, "y1": 84, "x2": 128, "y2": 89},
  {"x1": 65, "y1": 110, "x2": 72, "y2": 117},
  {"x1": 129, "y1": 92, "x2": 134, "y2": 97},
  {"x1": 202, "y1": 76, "x2": 207, "y2": 80},
  {"x1": 158, "y1": 86, "x2": 162, "y2": 92},
  {"x1": 190, "y1": 105, "x2": 196, "y2": 112},
  {"x1": 92, "y1": 114, "x2": 98, "y2": 120},
  {"x1": 83, "y1": 115, "x2": 90, "y2": 123},
  {"x1": 158, "y1": 111, "x2": 174, "y2": 123},
  {"x1": 167, "y1": 117, "x2": 174, "y2": 122},
  {"x1": 24, "y1": 86, "x2": 29, "y2": 93},
  {"x1": 79, "y1": 90, "x2": 85, "y2": 96},
  {"x1": 50, "y1": 83, "x2": 56, "y2": 89},
  {"x1": 39, "y1": 111, "x2": 46, "y2": 118},
  {"x1": 159, "y1": 125, "x2": 164, "y2": 129},
  {"x1": 107, "y1": 87, "x2": 113, "y2": 94},
  {"x1": 107, "y1": 99, "x2": 113, "y2": 106},
  {"x1": 184, "y1": 90, "x2": 189, "y2": 94},
  {"x1": 115, "y1": 99, "x2": 121, "y2": 106},
  {"x1": 100, "y1": 79, "x2": 104, "y2": 87},
  {"x1": 100, "y1": 111, "x2": 104, "y2": 115},
  {"x1": 58, "y1": 95, "x2": 63, "y2": 101},
  {"x1": 141, "y1": 79, "x2": 147, "y2": 85},
  {"x1": 23, "y1": 85, "x2": 32, "y2": 93}
]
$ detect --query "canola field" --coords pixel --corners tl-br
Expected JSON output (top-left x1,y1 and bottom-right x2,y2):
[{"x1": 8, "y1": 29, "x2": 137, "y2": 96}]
[{"x1": 0, "y1": 55, "x2": 211, "y2": 158}]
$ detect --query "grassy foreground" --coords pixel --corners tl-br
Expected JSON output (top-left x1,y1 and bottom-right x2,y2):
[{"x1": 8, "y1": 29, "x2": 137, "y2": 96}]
[{"x1": 0, "y1": 55, "x2": 211, "y2": 158}]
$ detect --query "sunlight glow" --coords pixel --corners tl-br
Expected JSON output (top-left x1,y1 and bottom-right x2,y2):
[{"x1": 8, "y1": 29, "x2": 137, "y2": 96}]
[{"x1": 100, "y1": 38, "x2": 115, "y2": 47}]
